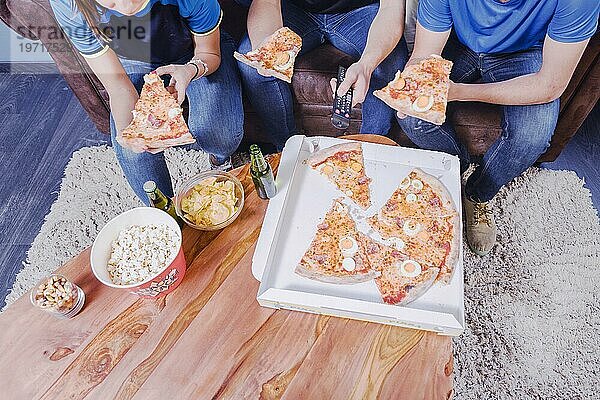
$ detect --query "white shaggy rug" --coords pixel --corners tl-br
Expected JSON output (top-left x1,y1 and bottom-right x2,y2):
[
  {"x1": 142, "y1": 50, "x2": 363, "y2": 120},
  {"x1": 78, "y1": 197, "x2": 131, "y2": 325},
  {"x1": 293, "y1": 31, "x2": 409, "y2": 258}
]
[{"x1": 4, "y1": 146, "x2": 600, "y2": 399}]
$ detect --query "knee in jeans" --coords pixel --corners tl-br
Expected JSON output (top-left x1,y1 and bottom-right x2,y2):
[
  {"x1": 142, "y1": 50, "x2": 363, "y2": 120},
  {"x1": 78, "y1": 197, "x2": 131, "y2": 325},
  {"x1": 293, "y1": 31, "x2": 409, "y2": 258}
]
[
  {"x1": 400, "y1": 116, "x2": 438, "y2": 135},
  {"x1": 198, "y1": 117, "x2": 243, "y2": 150},
  {"x1": 506, "y1": 122, "x2": 555, "y2": 157},
  {"x1": 237, "y1": 35, "x2": 252, "y2": 54}
]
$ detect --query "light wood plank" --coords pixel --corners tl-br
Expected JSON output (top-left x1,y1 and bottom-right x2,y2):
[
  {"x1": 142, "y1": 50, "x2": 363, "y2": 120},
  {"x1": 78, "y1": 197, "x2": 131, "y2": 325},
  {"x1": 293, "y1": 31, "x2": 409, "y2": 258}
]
[
  {"x1": 126, "y1": 250, "x2": 275, "y2": 399},
  {"x1": 211, "y1": 311, "x2": 331, "y2": 399},
  {"x1": 281, "y1": 319, "x2": 452, "y2": 400},
  {"x1": 0, "y1": 249, "x2": 140, "y2": 399}
]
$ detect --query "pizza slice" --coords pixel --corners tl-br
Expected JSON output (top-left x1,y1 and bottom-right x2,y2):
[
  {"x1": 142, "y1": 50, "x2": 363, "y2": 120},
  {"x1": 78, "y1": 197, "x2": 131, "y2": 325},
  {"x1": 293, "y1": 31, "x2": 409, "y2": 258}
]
[
  {"x1": 307, "y1": 142, "x2": 372, "y2": 209},
  {"x1": 359, "y1": 233, "x2": 439, "y2": 305},
  {"x1": 374, "y1": 55, "x2": 453, "y2": 125},
  {"x1": 375, "y1": 169, "x2": 457, "y2": 221},
  {"x1": 296, "y1": 199, "x2": 379, "y2": 284},
  {"x1": 234, "y1": 27, "x2": 302, "y2": 83},
  {"x1": 368, "y1": 169, "x2": 460, "y2": 284},
  {"x1": 119, "y1": 72, "x2": 195, "y2": 153}
]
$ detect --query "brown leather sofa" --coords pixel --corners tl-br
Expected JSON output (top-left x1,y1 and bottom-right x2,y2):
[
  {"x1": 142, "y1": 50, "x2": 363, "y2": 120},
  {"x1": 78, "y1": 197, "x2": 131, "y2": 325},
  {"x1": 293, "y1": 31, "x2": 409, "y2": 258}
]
[{"x1": 2, "y1": 0, "x2": 599, "y2": 161}]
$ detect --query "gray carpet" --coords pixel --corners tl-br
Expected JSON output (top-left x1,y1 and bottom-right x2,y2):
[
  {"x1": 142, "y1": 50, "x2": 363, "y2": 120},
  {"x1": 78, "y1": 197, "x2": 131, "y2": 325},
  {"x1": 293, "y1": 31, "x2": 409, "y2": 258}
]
[{"x1": 4, "y1": 145, "x2": 600, "y2": 399}]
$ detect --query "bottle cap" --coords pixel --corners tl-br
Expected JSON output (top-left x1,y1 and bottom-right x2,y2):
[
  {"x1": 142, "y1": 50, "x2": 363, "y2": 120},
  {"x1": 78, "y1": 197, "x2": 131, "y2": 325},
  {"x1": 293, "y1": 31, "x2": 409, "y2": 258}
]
[
  {"x1": 143, "y1": 180, "x2": 157, "y2": 193},
  {"x1": 249, "y1": 144, "x2": 261, "y2": 153}
]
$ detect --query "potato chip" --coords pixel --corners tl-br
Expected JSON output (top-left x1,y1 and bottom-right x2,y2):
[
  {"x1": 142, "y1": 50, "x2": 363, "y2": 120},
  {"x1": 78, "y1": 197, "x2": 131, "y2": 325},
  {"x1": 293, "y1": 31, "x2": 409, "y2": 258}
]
[{"x1": 181, "y1": 177, "x2": 239, "y2": 227}]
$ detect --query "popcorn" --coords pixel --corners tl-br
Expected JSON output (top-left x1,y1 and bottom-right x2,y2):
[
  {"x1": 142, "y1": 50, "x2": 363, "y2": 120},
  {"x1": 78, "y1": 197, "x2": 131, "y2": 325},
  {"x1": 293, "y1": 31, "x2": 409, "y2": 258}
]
[{"x1": 107, "y1": 224, "x2": 179, "y2": 285}]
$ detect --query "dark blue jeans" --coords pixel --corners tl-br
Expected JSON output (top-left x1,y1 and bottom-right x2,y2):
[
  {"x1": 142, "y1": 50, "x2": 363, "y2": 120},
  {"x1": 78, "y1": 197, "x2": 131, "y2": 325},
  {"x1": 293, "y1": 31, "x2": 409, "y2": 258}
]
[
  {"x1": 111, "y1": 33, "x2": 244, "y2": 203},
  {"x1": 398, "y1": 37, "x2": 559, "y2": 202},
  {"x1": 237, "y1": 1, "x2": 409, "y2": 150}
]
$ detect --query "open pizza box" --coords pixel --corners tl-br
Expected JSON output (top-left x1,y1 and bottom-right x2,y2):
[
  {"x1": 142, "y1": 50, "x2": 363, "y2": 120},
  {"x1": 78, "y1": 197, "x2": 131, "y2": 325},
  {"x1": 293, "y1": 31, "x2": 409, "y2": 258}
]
[{"x1": 252, "y1": 135, "x2": 465, "y2": 336}]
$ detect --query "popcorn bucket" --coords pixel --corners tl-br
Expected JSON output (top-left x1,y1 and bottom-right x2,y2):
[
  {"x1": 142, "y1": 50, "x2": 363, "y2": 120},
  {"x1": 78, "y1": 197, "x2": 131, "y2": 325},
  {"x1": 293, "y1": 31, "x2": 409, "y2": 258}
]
[{"x1": 90, "y1": 207, "x2": 187, "y2": 298}]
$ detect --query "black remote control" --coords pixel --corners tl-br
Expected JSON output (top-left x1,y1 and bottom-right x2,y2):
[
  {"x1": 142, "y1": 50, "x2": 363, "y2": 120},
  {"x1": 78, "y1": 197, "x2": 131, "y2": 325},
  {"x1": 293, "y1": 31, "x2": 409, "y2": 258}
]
[{"x1": 331, "y1": 66, "x2": 352, "y2": 130}]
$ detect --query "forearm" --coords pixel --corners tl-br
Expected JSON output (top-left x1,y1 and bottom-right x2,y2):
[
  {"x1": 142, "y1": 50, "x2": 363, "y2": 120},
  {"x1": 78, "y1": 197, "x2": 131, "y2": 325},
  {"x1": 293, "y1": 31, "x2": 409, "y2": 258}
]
[
  {"x1": 406, "y1": 22, "x2": 450, "y2": 66},
  {"x1": 453, "y1": 73, "x2": 564, "y2": 105},
  {"x1": 247, "y1": 0, "x2": 282, "y2": 49},
  {"x1": 360, "y1": 8, "x2": 405, "y2": 71},
  {"x1": 108, "y1": 84, "x2": 139, "y2": 133},
  {"x1": 85, "y1": 50, "x2": 138, "y2": 133},
  {"x1": 452, "y1": 37, "x2": 589, "y2": 106},
  {"x1": 191, "y1": 34, "x2": 221, "y2": 76}
]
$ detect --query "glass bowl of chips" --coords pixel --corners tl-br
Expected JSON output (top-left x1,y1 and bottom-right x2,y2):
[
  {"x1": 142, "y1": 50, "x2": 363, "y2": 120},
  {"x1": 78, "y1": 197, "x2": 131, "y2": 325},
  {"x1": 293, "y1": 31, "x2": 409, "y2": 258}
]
[{"x1": 174, "y1": 171, "x2": 245, "y2": 231}]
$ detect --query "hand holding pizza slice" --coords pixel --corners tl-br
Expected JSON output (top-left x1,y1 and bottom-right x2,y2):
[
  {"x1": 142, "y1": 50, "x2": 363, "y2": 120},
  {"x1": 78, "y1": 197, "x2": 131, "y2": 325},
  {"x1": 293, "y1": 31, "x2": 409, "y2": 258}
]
[
  {"x1": 234, "y1": 27, "x2": 302, "y2": 83},
  {"x1": 119, "y1": 72, "x2": 195, "y2": 154},
  {"x1": 374, "y1": 55, "x2": 453, "y2": 125}
]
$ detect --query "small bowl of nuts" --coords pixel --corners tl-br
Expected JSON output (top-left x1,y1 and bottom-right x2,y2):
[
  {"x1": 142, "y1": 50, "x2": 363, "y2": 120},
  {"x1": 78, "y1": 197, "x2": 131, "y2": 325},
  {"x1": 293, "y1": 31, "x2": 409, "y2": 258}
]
[{"x1": 30, "y1": 274, "x2": 85, "y2": 319}]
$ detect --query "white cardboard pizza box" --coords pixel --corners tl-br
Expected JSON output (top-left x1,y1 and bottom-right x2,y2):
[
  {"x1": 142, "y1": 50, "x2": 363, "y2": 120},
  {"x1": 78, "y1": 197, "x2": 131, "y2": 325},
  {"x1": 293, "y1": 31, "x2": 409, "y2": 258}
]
[{"x1": 252, "y1": 135, "x2": 465, "y2": 336}]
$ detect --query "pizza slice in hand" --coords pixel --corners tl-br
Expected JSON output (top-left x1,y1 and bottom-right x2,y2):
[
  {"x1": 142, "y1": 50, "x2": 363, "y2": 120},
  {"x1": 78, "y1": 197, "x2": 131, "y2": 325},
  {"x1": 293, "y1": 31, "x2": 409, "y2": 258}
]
[
  {"x1": 234, "y1": 27, "x2": 302, "y2": 83},
  {"x1": 360, "y1": 232, "x2": 439, "y2": 305},
  {"x1": 296, "y1": 199, "x2": 379, "y2": 284},
  {"x1": 119, "y1": 72, "x2": 195, "y2": 153},
  {"x1": 307, "y1": 142, "x2": 372, "y2": 209},
  {"x1": 374, "y1": 55, "x2": 453, "y2": 125}
]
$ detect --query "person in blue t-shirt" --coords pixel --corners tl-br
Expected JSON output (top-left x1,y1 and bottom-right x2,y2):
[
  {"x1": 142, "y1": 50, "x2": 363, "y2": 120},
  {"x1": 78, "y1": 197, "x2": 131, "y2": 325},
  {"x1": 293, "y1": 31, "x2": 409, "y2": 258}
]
[
  {"x1": 49, "y1": 0, "x2": 244, "y2": 203},
  {"x1": 397, "y1": 0, "x2": 599, "y2": 256}
]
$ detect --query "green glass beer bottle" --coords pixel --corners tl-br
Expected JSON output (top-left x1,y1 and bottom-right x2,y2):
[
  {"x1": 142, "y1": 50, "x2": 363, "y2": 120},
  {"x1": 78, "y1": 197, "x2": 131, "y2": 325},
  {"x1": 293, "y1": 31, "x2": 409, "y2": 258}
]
[
  {"x1": 249, "y1": 144, "x2": 277, "y2": 199},
  {"x1": 143, "y1": 181, "x2": 184, "y2": 227}
]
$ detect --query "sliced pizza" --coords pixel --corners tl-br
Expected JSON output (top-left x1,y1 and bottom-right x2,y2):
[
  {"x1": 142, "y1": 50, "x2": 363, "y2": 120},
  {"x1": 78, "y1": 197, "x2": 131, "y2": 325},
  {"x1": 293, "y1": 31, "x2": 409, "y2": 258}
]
[
  {"x1": 119, "y1": 72, "x2": 195, "y2": 153},
  {"x1": 374, "y1": 55, "x2": 453, "y2": 125},
  {"x1": 368, "y1": 169, "x2": 460, "y2": 284},
  {"x1": 359, "y1": 233, "x2": 439, "y2": 305},
  {"x1": 234, "y1": 27, "x2": 302, "y2": 83},
  {"x1": 373, "y1": 169, "x2": 457, "y2": 222},
  {"x1": 307, "y1": 142, "x2": 372, "y2": 209},
  {"x1": 296, "y1": 199, "x2": 380, "y2": 284}
]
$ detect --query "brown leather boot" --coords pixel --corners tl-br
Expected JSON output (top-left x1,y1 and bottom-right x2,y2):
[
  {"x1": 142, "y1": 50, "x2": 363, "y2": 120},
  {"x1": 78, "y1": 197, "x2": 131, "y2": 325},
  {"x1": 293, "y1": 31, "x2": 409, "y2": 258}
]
[{"x1": 464, "y1": 197, "x2": 497, "y2": 256}]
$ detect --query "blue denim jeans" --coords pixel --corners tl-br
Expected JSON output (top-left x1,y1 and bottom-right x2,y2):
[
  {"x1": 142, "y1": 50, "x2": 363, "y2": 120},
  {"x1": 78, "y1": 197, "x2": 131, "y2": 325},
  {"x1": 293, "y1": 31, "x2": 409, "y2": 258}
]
[
  {"x1": 236, "y1": 1, "x2": 409, "y2": 150},
  {"x1": 110, "y1": 33, "x2": 244, "y2": 203},
  {"x1": 398, "y1": 37, "x2": 559, "y2": 202}
]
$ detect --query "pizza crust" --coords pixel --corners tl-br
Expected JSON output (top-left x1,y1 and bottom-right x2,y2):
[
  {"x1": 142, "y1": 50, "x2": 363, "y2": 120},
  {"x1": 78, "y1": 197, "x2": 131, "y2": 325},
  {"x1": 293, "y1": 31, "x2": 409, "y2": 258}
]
[
  {"x1": 234, "y1": 52, "x2": 293, "y2": 83},
  {"x1": 374, "y1": 89, "x2": 446, "y2": 125},
  {"x1": 396, "y1": 267, "x2": 440, "y2": 305},
  {"x1": 411, "y1": 168, "x2": 457, "y2": 216},
  {"x1": 118, "y1": 132, "x2": 196, "y2": 154},
  {"x1": 295, "y1": 262, "x2": 380, "y2": 284},
  {"x1": 438, "y1": 212, "x2": 461, "y2": 284},
  {"x1": 410, "y1": 168, "x2": 460, "y2": 284},
  {"x1": 306, "y1": 141, "x2": 362, "y2": 167}
]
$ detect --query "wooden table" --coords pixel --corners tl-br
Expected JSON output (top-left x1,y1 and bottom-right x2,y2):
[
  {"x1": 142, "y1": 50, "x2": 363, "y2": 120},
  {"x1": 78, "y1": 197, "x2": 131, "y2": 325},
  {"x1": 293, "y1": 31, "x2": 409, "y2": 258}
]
[{"x1": 0, "y1": 135, "x2": 453, "y2": 400}]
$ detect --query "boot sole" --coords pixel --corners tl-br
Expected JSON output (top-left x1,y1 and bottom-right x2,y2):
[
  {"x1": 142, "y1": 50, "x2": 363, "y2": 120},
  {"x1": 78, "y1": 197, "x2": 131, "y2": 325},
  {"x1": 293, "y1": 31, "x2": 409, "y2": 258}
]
[{"x1": 467, "y1": 241, "x2": 494, "y2": 256}]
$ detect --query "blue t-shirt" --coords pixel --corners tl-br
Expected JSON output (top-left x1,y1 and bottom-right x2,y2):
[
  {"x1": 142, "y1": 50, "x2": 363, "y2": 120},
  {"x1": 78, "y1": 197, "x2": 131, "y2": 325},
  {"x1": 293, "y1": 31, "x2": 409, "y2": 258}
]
[
  {"x1": 50, "y1": 0, "x2": 222, "y2": 63},
  {"x1": 417, "y1": 0, "x2": 599, "y2": 54}
]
